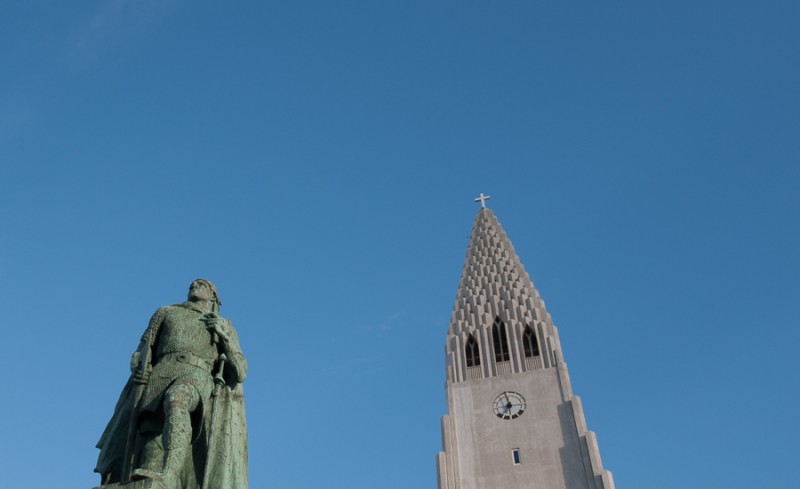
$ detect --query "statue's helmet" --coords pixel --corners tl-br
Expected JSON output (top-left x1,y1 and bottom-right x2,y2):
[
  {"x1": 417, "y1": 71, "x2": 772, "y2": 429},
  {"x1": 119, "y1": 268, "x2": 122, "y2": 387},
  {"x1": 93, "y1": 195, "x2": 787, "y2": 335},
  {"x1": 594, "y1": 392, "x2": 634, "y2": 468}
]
[{"x1": 190, "y1": 278, "x2": 222, "y2": 306}]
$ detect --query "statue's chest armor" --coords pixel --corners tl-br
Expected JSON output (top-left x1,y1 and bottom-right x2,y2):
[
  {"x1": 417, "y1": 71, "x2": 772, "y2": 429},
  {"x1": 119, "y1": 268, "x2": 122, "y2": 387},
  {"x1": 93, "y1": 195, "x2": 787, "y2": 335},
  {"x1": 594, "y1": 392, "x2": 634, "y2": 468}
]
[{"x1": 156, "y1": 307, "x2": 217, "y2": 361}]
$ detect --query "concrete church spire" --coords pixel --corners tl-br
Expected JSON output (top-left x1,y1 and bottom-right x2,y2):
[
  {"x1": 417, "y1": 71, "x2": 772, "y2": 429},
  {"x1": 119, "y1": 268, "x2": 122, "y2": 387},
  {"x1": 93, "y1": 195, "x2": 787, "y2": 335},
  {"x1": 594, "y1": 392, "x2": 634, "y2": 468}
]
[
  {"x1": 445, "y1": 206, "x2": 557, "y2": 383},
  {"x1": 437, "y1": 202, "x2": 614, "y2": 489}
]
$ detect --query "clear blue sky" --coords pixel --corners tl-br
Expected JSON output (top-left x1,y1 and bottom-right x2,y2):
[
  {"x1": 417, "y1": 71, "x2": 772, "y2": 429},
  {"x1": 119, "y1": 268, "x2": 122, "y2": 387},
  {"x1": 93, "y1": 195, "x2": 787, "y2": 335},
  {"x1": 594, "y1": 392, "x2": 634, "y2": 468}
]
[{"x1": 1, "y1": 1, "x2": 798, "y2": 488}]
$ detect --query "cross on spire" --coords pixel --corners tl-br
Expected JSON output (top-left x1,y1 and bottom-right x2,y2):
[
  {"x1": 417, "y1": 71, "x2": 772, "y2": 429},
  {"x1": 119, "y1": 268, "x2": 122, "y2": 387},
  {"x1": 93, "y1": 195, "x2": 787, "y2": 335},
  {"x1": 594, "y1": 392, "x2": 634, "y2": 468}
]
[{"x1": 474, "y1": 193, "x2": 491, "y2": 209}]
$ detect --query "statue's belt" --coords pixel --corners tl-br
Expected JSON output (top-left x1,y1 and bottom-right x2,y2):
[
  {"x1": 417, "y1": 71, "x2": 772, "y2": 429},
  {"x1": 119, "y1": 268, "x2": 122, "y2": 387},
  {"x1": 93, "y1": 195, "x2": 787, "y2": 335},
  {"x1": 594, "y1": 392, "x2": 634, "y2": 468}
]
[{"x1": 157, "y1": 351, "x2": 214, "y2": 371}]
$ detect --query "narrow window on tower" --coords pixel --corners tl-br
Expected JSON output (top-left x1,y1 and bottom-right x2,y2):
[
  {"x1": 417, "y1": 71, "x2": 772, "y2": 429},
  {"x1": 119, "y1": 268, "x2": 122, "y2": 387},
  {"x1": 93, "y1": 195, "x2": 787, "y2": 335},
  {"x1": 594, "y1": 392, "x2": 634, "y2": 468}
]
[
  {"x1": 523, "y1": 326, "x2": 540, "y2": 358},
  {"x1": 512, "y1": 448, "x2": 521, "y2": 465},
  {"x1": 492, "y1": 318, "x2": 510, "y2": 362},
  {"x1": 465, "y1": 334, "x2": 481, "y2": 367}
]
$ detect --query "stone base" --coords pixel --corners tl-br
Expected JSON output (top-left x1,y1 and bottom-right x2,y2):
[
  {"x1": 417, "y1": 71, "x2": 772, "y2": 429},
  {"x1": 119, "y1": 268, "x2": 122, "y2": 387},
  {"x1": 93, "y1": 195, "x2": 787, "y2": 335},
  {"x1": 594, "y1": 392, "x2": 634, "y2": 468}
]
[{"x1": 93, "y1": 479, "x2": 158, "y2": 489}]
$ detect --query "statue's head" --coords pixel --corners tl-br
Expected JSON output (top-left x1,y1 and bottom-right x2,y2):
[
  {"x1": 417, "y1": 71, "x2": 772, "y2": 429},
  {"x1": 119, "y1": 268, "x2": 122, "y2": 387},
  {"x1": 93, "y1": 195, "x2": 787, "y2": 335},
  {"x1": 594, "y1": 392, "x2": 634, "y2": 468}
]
[{"x1": 188, "y1": 279, "x2": 222, "y2": 310}]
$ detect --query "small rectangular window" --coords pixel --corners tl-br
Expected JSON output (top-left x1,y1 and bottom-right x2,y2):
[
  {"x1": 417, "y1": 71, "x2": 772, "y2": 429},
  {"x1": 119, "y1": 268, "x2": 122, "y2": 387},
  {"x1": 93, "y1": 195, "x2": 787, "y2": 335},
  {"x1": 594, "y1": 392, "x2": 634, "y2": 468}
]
[{"x1": 512, "y1": 448, "x2": 521, "y2": 465}]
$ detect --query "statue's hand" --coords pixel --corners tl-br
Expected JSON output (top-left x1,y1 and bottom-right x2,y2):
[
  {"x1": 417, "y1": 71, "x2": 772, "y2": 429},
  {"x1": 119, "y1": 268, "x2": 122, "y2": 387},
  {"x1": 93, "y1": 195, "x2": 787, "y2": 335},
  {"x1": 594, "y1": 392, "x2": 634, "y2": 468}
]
[
  {"x1": 130, "y1": 350, "x2": 152, "y2": 383},
  {"x1": 133, "y1": 363, "x2": 152, "y2": 384},
  {"x1": 204, "y1": 315, "x2": 232, "y2": 344}
]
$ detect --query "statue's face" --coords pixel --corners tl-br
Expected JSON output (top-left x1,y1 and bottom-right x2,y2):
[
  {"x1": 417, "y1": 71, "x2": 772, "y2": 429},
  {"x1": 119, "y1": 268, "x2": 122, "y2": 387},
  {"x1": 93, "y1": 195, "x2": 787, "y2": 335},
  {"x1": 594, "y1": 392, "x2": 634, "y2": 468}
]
[{"x1": 188, "y1": 280, "x2": 214, "y2": 302}]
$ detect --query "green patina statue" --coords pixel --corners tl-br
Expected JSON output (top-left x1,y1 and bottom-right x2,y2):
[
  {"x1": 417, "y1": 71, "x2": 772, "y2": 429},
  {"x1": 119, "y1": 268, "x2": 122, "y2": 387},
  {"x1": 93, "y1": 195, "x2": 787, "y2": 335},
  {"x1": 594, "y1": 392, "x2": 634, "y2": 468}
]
[{"x1": 95, "y1": 279, "x2": 248, "y2": 489}]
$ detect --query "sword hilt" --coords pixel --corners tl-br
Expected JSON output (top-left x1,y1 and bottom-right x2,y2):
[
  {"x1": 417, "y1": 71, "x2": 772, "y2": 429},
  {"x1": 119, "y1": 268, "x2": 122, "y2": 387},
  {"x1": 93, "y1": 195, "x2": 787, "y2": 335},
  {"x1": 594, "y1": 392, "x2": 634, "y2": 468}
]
[{"x1": 214, "y1": 353, "x2": 227, "y2": 387}]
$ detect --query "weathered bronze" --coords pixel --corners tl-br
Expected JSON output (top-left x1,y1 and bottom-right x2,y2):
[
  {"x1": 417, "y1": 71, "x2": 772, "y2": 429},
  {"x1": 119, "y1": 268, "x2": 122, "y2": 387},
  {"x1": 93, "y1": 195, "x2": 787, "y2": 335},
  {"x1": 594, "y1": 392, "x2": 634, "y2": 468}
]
[{"x1": 95, "y1": 279, "x2": 248, "y2": 489}]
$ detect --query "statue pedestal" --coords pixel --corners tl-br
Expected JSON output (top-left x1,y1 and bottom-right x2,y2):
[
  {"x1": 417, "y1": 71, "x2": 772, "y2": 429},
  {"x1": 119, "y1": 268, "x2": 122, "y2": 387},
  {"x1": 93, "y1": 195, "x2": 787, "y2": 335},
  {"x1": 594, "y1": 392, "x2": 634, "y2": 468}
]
[{"x1": 93, "y1": 479, "x2": 158, "y2": 489}]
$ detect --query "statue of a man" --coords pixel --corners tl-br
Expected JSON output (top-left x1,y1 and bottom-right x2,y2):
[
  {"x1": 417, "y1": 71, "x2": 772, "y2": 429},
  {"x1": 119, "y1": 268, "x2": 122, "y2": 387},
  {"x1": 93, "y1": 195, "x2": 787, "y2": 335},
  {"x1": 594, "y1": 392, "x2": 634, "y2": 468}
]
[{"x1": 95, "y1": 279, "x2": 248, "y2": 489}]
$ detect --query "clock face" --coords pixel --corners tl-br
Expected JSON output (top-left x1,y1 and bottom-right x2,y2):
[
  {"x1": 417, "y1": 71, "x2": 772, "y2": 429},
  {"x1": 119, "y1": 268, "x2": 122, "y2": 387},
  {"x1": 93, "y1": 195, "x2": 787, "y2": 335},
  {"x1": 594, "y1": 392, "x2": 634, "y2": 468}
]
[{"x1": 493, "y1": 391, "x2": 526, "y2": 420}]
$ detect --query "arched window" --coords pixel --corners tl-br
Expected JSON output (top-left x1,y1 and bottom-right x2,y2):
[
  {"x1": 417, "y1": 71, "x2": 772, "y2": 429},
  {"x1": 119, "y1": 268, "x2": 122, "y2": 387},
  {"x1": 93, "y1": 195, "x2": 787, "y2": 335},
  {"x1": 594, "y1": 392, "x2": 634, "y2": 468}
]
[
  {"x1": 523, "y1": 325, "x2": 540, "y2": 358},
  {"x1": 465, "y1": 334, "x2": 481, "y2": 367},
  {"x1": 492, "y1": 319, "x2": 510, "y2": 362}
]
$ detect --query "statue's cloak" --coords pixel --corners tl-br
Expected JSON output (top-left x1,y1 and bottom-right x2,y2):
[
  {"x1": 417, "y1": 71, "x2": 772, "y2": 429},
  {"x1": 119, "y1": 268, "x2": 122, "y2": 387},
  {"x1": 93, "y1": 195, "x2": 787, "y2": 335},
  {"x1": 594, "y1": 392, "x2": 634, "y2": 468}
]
[
  {"x1": 95, "y1": 376, "x2": 136, "y2": 482},
  {"x1": 202, "y1": 382, "x2": 247, "y2": 488},
  {"x1": 95, "y1": 371, "x2": 247, "y2": 489}
]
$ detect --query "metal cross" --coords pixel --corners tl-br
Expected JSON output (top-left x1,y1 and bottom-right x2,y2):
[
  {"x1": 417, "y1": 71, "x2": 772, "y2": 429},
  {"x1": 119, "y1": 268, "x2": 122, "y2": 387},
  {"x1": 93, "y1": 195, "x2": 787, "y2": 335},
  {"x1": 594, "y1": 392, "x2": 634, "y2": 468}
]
[{"x1": 474, "y1": 193, "x2": 491, "y2": 208}]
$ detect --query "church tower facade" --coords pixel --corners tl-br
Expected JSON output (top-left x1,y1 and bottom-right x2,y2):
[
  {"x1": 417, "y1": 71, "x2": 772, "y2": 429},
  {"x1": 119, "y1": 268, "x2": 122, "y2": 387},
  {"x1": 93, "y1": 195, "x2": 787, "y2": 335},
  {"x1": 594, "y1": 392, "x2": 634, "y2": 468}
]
[{"x1": 437, "y1": 204, "x2": 615, "y2": 489}]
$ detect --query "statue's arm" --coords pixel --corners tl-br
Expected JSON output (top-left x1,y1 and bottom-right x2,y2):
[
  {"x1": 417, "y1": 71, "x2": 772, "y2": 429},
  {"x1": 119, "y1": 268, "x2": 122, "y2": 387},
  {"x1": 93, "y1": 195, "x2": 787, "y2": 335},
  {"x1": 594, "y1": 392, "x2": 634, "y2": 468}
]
[
  {"x1": 219, "y1": 319, "x2": 248, "y2": 383},
  {"x1": 130, "y1": 307, "x2": 167, "y2": 380}
]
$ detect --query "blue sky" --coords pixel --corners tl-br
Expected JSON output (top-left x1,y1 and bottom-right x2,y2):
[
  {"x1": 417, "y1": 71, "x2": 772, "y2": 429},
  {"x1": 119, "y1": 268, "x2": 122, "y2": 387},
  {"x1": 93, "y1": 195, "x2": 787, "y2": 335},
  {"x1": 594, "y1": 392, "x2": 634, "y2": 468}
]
[{"x1": 1, "y1": 1, "x2": 798, "y2": 488}]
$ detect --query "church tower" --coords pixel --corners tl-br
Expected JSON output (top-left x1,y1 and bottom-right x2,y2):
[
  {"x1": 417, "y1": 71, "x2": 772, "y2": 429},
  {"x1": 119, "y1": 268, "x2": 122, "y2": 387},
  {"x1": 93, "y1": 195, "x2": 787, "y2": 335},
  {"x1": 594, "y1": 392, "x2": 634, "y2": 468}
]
[{"x1": 437, "y1": 198, "x2": 615, "y2": 489}]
